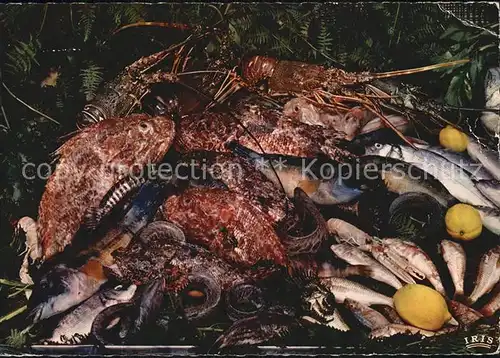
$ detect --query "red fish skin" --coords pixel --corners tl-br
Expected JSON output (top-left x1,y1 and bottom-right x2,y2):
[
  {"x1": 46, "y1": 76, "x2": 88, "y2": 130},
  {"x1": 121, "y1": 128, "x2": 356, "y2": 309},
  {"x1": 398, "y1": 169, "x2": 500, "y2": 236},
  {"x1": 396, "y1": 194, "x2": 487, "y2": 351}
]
[
  {"x1": 163, "y1": 187, "x2": 289, "y2": 269},
  {"x1": 38, "y1": 114, "x2": 176, "y2": 260}
]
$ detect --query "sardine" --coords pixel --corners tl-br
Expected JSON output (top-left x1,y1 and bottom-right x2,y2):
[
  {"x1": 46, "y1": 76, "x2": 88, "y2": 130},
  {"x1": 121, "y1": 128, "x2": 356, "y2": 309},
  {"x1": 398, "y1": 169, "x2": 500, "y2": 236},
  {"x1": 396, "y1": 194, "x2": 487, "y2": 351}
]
[
  {"x1": 318, "y1": 263, "x2": 373, "y2": 279},
  {"x1": 319, "y1": 277, "x2": 394, "y2": 307},
  {"x1": 344, "y1": 299, "x2": 391, "y2": 330},
  {"x1": 439, "y1": 240, "x2": 466, "y2": 297},
  {"x1": 468, "y1": 245, "x2": 500, "y2": 304},
  {"x1": 327, "y1": 219, "x2": 372, "y2": 246},
  {"x1": 330, "y1": 244, "x2": 403, "y2": 289},
  {"x1": 480, "y1": 283, "x2": 500, "y2": 317},
  {"x1": 377, "y1": 306, "x2": 405, "y2": 324},
  {"x1": 45, "y1": 284, "x2": 137, "y2": 344},
  {"x1": 467, "y1": 138, "x2": 500, "y2": 181},
  {"x1": 369, "y1": 324, "x2": 457, "y2": 339},
  {"x1": 366, "y1": 143, "x2": 495, "y2": 207},
  {"x1": 448, "y1": 300, "x2": 483, "y2": 326},
  {"x1": 28, "y1": 261, "x2": 107, "y2": 322},
  {"x1": 415, "y1": 144, "x2": 493, "y2": 180},
  {"x1": 476, "y1": 206, "x2": 500, "y2": 235},
  {"x1": 476, "y1": 180, "x2": 500, "y2": 208},
  {"x1": 383, "y1": 238, "x2": 445, "y2": 295},
  {"x1": 229, "y1": 142, "x2": 363, "y2": 205}
]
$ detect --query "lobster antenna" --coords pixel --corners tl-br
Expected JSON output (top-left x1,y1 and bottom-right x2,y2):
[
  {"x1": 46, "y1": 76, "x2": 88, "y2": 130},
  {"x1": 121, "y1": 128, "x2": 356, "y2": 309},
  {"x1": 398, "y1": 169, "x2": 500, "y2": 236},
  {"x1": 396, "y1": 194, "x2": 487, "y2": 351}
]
[{"x1": 370, "y1": 59, "x2": 470, "y2": 80}]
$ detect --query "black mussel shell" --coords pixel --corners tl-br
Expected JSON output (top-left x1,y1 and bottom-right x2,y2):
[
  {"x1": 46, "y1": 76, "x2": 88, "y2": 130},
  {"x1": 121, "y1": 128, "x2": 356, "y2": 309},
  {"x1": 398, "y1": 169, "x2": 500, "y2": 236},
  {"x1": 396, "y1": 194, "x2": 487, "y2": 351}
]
[
  {"x1": 225, "y1": 283, "x2": 265, "y2": 322},
  {"x1": 387, "y1": 192, "x2": 444, "y2": 241}
]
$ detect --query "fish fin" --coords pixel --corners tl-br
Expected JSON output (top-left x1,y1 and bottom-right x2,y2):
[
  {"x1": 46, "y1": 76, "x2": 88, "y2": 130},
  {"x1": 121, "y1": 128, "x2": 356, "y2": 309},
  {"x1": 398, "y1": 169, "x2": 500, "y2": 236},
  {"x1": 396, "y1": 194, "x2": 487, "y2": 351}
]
[
  {"x1": 83, "y1": 207, "x2": 105, "y2": 230},
  {"x1": 297, "y1": 179, "x2": 321, "y2": 195},
  {"x1": 80, "y1": 259, "x2": 107, "y2": 281}
]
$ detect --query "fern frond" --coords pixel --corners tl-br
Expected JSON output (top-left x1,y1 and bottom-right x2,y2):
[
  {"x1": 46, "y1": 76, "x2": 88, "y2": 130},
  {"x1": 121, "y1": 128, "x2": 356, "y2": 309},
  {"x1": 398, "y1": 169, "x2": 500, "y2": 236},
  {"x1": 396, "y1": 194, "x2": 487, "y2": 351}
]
[
  {"x1": 5, "y1": 329, "x2": 27, "y2": 349},
  {"x1": 78, "y1": 5, "x2": 97, "y2": 42},
  {"x1": 5, "y1": 35, "x2": 41, "y2": 77},
  {"x1": 80, "y1": 62, "x2": 103, "y2": 101},
  {"x1": 316, "y1": 21, "x2": 333, "y2": 55}
]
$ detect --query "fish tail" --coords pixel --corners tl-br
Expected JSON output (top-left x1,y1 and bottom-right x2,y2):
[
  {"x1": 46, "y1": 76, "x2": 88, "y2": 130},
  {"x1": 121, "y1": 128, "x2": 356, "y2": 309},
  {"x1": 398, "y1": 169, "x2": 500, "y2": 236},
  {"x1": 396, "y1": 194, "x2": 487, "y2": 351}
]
[{"x1": 83, "y1": 207, "x2": 105, "y2": 230}]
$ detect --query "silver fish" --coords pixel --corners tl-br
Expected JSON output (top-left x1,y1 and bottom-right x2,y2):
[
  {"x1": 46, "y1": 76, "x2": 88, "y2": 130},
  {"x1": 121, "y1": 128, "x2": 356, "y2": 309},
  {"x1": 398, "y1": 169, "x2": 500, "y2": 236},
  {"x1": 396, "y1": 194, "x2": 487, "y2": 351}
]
[
  {"x1": 468, "y1": 245, "x2": 500, "y2": 304},
  {"x1": 330, "y1": 244, "x2": 403, "y2": 289},
  {"x1": 45, "y1": 284, "x2": 137, "y2": 344},
  {"x1": 480, "y1": 283, "x2": 500, "y2": 317},
  {"x1": 476, "y1": 206, "x2": 500, "y2": 235},
  {"x1": 467, "y1": 138, "x2": 500, "y2": 181},
  {"x1": 369, "y1": 324, "x2": 457, "y2": 339},
  {"x1": 439, "y1": 240, "x2": 466, "y2": 297},
  {"x1": 28, "y1": 262, "x2": 107, "y2": 323},
  {"x1": 360, "y1": 115, "x2": 409, "y2": 135},
  {"x1": 448, "y1": 300, "x2": 483, "y2": 326},
  {"x1": 344, "y1": 299, "x2": 390, "y2": 330},
  {"x1": 319, "y1": 277, "x2": 394, "y2": 307},
  {"x1": 480, "y1": 68, "x2": 500, "y2": 135},
  {"x1": 366, "y1": 143, "x2": 495, "y2": 207},
  {"x1": 415, "y1": 144, "x2": 493, "y2": 180},
  {"x1": 383, "y1": 238, "x2": 445, "y2": 295},
  {"x1": 327, "y1": 219, "x2": 372, "y2": 246},
  {"x1": 476, "y1": 180, "x2": 500, "y2": 208}
]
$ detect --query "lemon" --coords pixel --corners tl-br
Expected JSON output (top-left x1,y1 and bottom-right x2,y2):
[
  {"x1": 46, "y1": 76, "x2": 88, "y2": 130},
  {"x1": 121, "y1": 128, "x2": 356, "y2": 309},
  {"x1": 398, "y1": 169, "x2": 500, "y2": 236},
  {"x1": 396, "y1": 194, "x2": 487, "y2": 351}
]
[
  {"x1": 445, "y1": 203, "x2": 482, "y2": 241},
  {"x1": 394, "y1": 284, "x2": 451, "y2": 331},
  {"x1": 439, "y1": 125, "x2": 468, "y2": 152}
]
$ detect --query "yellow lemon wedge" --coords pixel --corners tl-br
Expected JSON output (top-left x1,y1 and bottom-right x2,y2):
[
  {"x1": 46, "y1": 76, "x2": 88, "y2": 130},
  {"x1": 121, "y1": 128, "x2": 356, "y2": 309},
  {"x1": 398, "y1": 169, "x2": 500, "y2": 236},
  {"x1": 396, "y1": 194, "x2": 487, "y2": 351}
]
[
  {"x1": 394, "y1": 284, "x2": 451, "y2": 331},
  {"x1": 445, "y1": 203, "x2": 482, "y2": 241},
  {"x1": 439, "y1": 125, "x2": 468, "y2": 152}
]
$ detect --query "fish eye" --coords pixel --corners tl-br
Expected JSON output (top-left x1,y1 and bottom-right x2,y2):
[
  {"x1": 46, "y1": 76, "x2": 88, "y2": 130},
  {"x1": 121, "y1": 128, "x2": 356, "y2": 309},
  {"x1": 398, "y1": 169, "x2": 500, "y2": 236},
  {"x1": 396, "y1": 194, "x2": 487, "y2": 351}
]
[
  {"x1": 114, "y1": 285, "x2": 124, "y2": 290},
  {"x1": 375, "y1": 143, "x2": 383, "y2": 149},
  {"x1": 139, "y1": 121, "x2": 152, "y2": 131},
  {"x1": 293, "y1": 105, "x2": 300, "y2": 113}
]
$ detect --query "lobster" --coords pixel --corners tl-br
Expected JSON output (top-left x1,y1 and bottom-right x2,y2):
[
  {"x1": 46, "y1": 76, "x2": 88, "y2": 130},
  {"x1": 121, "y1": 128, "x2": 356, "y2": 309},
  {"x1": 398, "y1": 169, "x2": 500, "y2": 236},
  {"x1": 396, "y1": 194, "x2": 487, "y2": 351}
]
[{"x1": 232, "y1": 55, "x2": 470, "y2": 146}]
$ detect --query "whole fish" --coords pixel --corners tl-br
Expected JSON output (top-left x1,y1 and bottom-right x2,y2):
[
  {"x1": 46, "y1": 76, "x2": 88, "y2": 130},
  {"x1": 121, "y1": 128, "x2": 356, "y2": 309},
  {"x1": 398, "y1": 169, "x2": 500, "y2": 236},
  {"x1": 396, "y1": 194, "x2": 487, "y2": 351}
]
[
  {"x1": 467, "y1": 138, "x2": 500, "y2": 181},
  {"x1": 448, "y1": 300, "x2": 483, "y2": 326},
  {"x1": 468, "y1": 245, "x2": 500, "y2": 304},
  {"x1": 476, "y1": 206, "x2": 500, "y2": 235},
  {"x1": 439, "y1": 240, "x2": 466, "y2": 297},
  {"x1": 415, "y1": 144, "x2": 493, "y2": 180},
  {"x1": 327, "y1": 218, "x2": 373, "y2": 246},
  {"x1": 344, "y1": 299, "x2": 391, "y2": 330},
  {"x1": 28, "y1": 261, "x2": 107, "y2": 322},
  {"x1": 366, "y1": 143, "x2": 495, "y2": 207},
  {"x1": 282, "y1": 97, "x2": 368, "y2": 139},
  {"x1": 175, "y1": 108, "x2": 356, "y2": 163},
  {"x1": 163, "y1": 187, "x2": 288, "y2": 268},
  {"x1": 330, "y1": 244, "x2": 403, "y2": 289},
  {"x1": 382, "y1": 238, "x2": 445, "y2": 295},
  {"x1": 480, "y1": 283, "x2": 500, "y2": 317},
  {"x1": 351, "y1": 156, "x2": 455, "y2": 207},
  {"x1": 44, "y1": 284, "x2": 137, "y2": 344},
  {"x1": 480, "y1": 68, "x2": 500, "y2": 135},
  {"x1": 369, "y1": 324, "x2": 457, "y2": 339},
  {"x1": 319, "y1": 277, "x2": 394, "y2": 307},
  {"x1": 476, "y1": 180, "x2": 500, "y2": 208},
  {"x1": 229, "y1": 142, "x2": 364, "y2": 205},
  {"x1": 37, "y1": 114, "x2": 175, "y2": 260}
]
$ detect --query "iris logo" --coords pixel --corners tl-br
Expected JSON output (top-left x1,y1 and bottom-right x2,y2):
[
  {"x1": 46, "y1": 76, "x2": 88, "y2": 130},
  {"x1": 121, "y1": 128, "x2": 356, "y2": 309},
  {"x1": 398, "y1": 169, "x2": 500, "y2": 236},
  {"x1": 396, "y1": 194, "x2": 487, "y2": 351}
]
[{"x1": 464, "y1": 334, "x2": 496, "y2": 351}]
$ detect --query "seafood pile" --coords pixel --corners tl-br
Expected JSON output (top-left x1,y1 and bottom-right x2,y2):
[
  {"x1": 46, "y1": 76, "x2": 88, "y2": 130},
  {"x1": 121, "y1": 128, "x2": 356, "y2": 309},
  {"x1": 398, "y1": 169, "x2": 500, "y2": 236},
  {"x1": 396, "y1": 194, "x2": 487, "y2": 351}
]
[{"x1": 7, "y1": 33, "x2": 500, "y2": 353}]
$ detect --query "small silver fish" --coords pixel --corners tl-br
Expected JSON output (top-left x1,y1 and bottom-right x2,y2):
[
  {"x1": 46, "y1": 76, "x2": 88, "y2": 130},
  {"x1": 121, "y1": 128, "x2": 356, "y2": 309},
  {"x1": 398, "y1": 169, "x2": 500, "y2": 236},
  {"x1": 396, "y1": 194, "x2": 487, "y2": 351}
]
[
  {"x1": 319, "y1": 277, "x2": 394, "y2": 307},
  {"x1": 467, "y1": 138, "x2": 500, "y2": 181},
  {"x1": 415, "y1": 144, "x2": 493, "y2": 180},
  {"x1": 476, "y1": 206, "x2": 500, "y2": 235},
  {"x1": 344, "y1": 299, "x2": 390, "y2": 330},
  {"x1": 480, "y1": 283, "x2": 500, "y2": 317},
  {"x1": 468, "y1": 245, "x2": 500, "y2": 304},
  {"x1": 439, "y1": 240, "x2": 466, "y2": 297},
  {"x1": 448, "y1": 300, "x2": 483, "y2": 326},
  {"x1": 330, "y1": 244, "x2": 403, "y2": 289},
  {"x1": 382, "y1": 239, "x2": 445, "y2": 295},
  {"x1": 44, "y1": 284, "x2": 137, "y2": 344},
  {"x1": 327, "y1": 219, "x2": 372, "y2": 246},
  {"x1": 476, "y1": 180, "x2": 500, "y2": 208}
]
